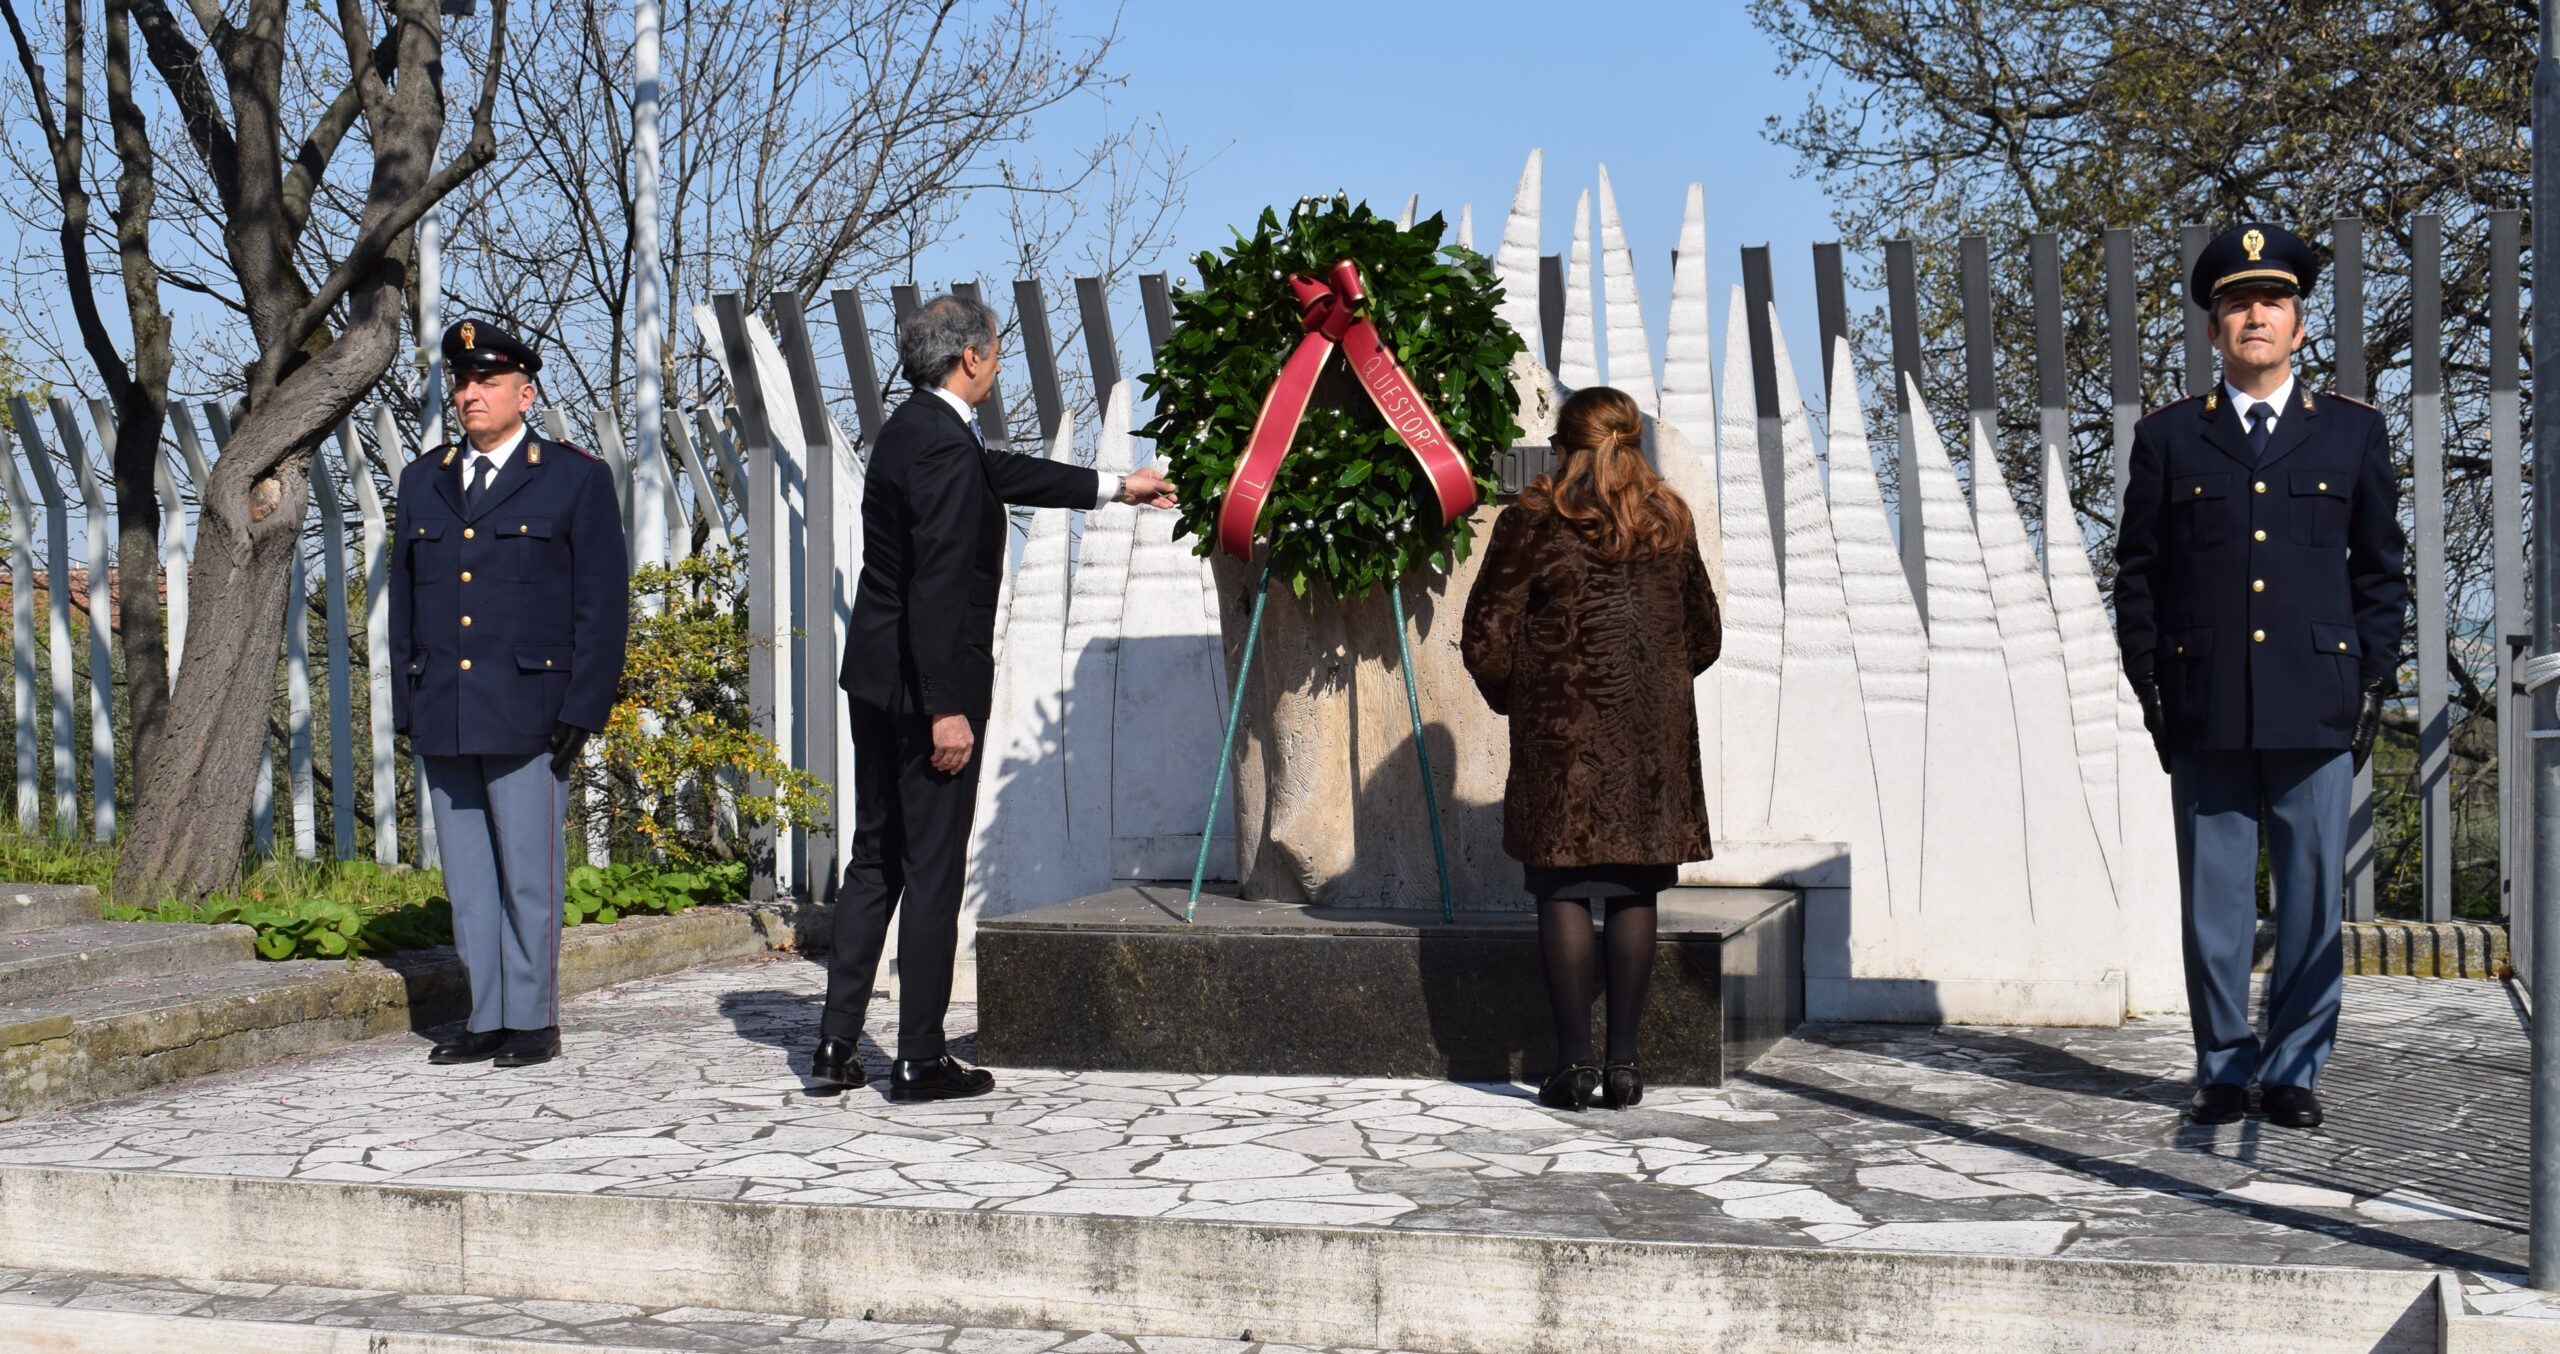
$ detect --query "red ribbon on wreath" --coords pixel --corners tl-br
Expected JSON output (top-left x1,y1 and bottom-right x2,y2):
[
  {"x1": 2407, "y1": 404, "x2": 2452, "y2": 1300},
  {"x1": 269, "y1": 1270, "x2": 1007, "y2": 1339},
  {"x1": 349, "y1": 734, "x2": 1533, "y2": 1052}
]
[{"x1": 1215, "y1": 259, "x2": 1478, "y2": 561}]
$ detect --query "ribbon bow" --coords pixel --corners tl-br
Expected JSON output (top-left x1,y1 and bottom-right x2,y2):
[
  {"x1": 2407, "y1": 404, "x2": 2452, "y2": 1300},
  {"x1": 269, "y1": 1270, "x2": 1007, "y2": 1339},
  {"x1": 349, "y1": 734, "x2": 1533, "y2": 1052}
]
[{"x1": 1215, "y1": 259, "x2": 1478, "y2": 561}]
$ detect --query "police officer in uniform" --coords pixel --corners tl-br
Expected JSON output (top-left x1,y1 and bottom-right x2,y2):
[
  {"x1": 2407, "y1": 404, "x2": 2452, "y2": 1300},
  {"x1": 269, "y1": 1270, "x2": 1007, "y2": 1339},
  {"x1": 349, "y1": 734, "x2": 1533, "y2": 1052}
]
[
  {"x1": 393, "y1": 319, "x2": 631, "y2": 1068},
  {"x1": 2116, "y1": 224, "x2": 2406, "y2": 1129}
]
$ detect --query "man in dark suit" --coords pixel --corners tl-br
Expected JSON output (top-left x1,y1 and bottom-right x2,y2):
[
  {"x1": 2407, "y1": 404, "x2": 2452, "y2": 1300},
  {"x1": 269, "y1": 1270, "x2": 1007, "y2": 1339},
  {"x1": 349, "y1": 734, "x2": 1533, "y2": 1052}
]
[
  {"x1": 2116, "y1": 224, "x2": 2407, "y2": 1130},
  {"x1": 393, "y1": 319, "x2": 631, "y2": 1069},
  {"x1": 812, "y1": 293, "x2": 1176, "y2": 1101}
]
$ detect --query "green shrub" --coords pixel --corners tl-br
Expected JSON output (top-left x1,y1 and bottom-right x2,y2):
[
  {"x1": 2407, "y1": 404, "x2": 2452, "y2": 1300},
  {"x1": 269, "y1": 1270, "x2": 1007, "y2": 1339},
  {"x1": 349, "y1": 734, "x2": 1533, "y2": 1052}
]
[{"x1": 565, "y1": 859, "x2": 745, "y2": 926}]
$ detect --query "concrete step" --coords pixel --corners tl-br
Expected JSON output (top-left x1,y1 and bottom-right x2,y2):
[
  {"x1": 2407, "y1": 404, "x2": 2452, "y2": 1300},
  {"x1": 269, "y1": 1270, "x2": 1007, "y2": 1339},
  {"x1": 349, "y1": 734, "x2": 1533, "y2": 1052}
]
[
  {"x1": 0, "y1": 1162, "x2": 2476, "y2": 1354},
  {"x1": 1, "y1": 900, "x2": 820, "y2": 1119},
  {"x1": 0, "y1": 1264, "x2": 1384, "y2": 1353},
  {"x1": 0, "y1": 919, "x2": 255, "y2": 1004},
  {"x1": 0, "y1": 883, "x2": 100, "y2": 937}
]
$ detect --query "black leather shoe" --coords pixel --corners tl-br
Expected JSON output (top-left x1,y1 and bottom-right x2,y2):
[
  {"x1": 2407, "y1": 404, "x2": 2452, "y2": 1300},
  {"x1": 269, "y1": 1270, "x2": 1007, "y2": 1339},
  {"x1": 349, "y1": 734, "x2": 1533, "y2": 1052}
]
[
  {"x1": 2263, "y1": 1084, "x2": 2325, "y2": 1129},
  {"x1": 887, "y1": 1055, "x2": 994, "y2": 1102},
  {"x1": 2187, "y1": 1082, "x2": 2248, "y2": 1125},
  {"x1": 808, "y1": 1037, "x2": 861, "y2": 1090},
  {"x1": 1538, "y1": 1063, "x2": 1600, "y2": 1110},
  {"x1": 1600, "y1": 1062, "x2": 1645, "y2": 1109},
  {"x1": 428, "y1": 1029, "x2": 506, "y2": 1065},
  {"x1": 491, "y1": 1026, "x2": 561, "y2": 1068}
]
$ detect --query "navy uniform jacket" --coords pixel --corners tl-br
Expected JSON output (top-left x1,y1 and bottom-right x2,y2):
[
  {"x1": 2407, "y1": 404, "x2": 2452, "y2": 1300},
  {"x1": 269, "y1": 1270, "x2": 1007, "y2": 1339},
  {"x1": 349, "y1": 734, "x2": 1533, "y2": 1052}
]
[
  {"x1": 840, "y1": 394, "x2": 1099, "y2": 721},
  {"x1": 390, "y1": 431, "x2": 631, "y2": 758},
  {"x1": 2114, "y1": 388, "x2": 2406, "y2": 752}
]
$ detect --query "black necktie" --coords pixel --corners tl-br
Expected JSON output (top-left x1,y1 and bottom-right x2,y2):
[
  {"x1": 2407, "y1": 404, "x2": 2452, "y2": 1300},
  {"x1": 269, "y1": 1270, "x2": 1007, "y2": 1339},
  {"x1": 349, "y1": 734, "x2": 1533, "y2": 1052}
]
[
  {"x1": 2247, "y1": 402, "x2": 2275, "y2": 461},
  {"x1": 467, "y1": 455, "x2": 494, "y2": 508}
]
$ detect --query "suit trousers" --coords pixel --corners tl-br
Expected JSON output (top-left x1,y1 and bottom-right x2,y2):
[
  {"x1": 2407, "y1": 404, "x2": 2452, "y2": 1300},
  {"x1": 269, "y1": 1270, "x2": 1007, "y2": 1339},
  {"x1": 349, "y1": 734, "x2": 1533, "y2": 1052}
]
[
  {"x1": 423, "y1": 751, "x2": 567, "y2": 1033},
  {"x1": 2170, "y1": 748, "x2": 2350, "y2": 1090},
  {"x1": 821, "y1": 693, "x2": 985, "y2": 1059}
]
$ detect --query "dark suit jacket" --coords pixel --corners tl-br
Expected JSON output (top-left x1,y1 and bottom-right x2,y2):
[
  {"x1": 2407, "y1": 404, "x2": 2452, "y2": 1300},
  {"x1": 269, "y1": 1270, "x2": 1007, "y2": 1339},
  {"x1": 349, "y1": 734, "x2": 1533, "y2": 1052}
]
[
  {"x1": 2113, "y1": 388, "x2": 2407, "y2": 752},
  {"x1": 842, "y1": 393, "x2": 1100, "y2": 719},
  {"x1": 391, "y1": 431, "x2": 632, "y2": 758}
]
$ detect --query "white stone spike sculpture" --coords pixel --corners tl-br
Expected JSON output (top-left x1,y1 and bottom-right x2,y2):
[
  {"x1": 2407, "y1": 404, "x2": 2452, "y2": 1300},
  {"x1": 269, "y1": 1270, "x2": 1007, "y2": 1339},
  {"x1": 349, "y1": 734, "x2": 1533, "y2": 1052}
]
[
  {"x1": 1557, "y1": 190, "x2": 1600, "y2": 393},
  {"x1": 1647, "y1": 416, "x2": 1724, "y2": 829},
  {"x1": 2114, "y1": 646, "x2": 2186, "y2": 1014},
  {"x1": 960, "y1": 413, "x2": 1078, "y2": 943},
  {"x1": 1494, "y1": 150, "x2": 1543, "y2": 350},
  {"x1": 1062, "y1": 385, "x2": 1139, "y2": 897},
  {"x1": 1827, "y1": 359, "x2": 1928, "y2": 926},
  {"x1": 1113, "y1": 444, "x2": 1234, "y2": 883},
  {"x1": 1594, "y1": 166, "x2": 1658, "y2": 418},
  {"x1": 1910, "y1": 390, "x2": 2040, "y2": 993},
  {"x1": 1972, "y1": 420, "x2": 2119, "y2": 948},
  {"x1": 1657, "y1": 185, "x2": 1714, "y2": 452},
  {"x1": 1396, "y1": 193, "x2": 1419, "y2": 231},
  {"x1": 1457, "y1": 203, "x2": 1474, "y2": 251},
  {"x1": 1714, "y1": 286, "x2": 1782, "y2": 840},
  {"x1": 2043, "y1": 441, "x2": 2123, "y2": 881},
  {"x1": 1763, "y1": 314, "x2": 1890, "y2": 955}
]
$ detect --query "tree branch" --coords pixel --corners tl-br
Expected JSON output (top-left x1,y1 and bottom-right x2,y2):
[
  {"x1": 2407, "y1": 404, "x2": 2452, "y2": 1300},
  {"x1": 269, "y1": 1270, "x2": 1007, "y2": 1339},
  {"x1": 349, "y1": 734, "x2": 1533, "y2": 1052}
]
[{"x1": 258, "y1": 0, "x2": 508, "y2": 391}]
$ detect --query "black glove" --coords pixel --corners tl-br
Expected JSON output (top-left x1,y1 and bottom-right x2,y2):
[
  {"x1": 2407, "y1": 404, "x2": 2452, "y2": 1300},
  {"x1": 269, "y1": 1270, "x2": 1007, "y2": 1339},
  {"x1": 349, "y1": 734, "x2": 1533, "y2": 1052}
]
[
  {"x1": 2351, "y1": 679, "x2": 2390, "y2": 774},
  {"x1": 548, "y1": 721, "x2": 593, "y2": 776},
  {"x1": 2132, "y1": 671, "x2": 2170, "y2": 775}
]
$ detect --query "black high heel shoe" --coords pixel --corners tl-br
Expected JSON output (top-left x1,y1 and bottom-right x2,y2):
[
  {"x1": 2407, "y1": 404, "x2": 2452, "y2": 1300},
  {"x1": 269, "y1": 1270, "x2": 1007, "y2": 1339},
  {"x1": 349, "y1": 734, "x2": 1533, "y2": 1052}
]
[
  {"x1": 1601, "y1": 1062, "x2": 1644, "y2": 1109},
  {"x1": 1538, "y1": 1063, "x2": 1601, "y2": 1110}
]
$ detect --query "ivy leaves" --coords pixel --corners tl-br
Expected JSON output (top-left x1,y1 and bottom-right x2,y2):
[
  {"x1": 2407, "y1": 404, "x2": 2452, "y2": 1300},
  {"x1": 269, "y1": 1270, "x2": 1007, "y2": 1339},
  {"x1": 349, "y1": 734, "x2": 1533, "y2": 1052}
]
[{"x1": 1140, "y1": 195, "x2": 1527, "y2": 600}]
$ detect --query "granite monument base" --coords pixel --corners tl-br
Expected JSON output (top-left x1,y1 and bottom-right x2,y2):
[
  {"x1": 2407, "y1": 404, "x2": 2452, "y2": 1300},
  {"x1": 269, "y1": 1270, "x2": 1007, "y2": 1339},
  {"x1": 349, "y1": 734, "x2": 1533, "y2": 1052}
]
[{"x1": 975, "y1": 886, "x2": 1802, "y2": 1086}]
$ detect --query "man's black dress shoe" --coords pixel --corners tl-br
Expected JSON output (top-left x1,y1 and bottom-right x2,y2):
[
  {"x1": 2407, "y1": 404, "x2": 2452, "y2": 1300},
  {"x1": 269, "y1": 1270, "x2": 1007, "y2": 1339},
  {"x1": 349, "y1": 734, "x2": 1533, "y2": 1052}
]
[
  {"x1": 808, "y1": 1037, "x2": 861, "y2": 1090},
  {"x1": 887, "y1": 1055, "x2": 995, "y2": 1102},
  {"x1": 428, "y1": 1029, "x2": 506, "y2": 1065},
  {"x1": 2262, "y1": 1083, "x2": 2325, "y2": 1129},
  {"x1": 491, "y1": 1026, "x2": 560, "y2": 1068},
  {"x1": 2187, "y1": 1082, "x2": 2248, "y2": 1125}
]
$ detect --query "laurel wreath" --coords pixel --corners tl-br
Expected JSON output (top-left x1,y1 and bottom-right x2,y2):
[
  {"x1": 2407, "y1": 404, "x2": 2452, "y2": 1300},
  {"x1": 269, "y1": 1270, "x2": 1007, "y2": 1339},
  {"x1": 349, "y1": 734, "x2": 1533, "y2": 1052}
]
[{"x1": 1139, "y1": 195, "x2": 1526, "y2": 600}]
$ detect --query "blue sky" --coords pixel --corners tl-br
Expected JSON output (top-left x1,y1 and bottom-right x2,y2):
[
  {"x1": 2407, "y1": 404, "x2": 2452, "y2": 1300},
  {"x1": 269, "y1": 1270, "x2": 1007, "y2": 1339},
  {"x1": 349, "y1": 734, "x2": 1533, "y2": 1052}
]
[{"x1": 948, "y1": 0, "x2": 1855, "y2": 408}]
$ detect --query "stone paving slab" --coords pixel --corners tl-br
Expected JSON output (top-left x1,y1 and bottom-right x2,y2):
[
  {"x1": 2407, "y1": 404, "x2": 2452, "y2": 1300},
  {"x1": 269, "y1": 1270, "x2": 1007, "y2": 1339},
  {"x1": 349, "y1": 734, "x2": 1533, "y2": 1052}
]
[
  {"x1": 0, "y1": 1265, "x2": 1422, "y2": 1352},
  {"x1": 0, "y1": 951, "x2": 2531, "y2": 1295}
]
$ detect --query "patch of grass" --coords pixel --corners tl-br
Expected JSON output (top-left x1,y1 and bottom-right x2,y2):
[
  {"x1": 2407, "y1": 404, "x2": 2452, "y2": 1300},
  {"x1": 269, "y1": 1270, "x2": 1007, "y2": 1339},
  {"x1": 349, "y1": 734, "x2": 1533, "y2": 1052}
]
[{"x1": 0, "y1": 833, "x2": 118, "y2": 889}]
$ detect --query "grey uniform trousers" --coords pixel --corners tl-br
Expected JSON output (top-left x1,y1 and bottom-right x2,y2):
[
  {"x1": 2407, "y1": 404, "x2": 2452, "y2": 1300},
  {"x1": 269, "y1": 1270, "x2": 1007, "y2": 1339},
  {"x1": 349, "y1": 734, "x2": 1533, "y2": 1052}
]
[
  {"x1": 2170, "y1": 748, "x2": 2351, "y2": 1091},
  {"x1": 424, "y1": 751, "x2": 568, "y2": 1033}
]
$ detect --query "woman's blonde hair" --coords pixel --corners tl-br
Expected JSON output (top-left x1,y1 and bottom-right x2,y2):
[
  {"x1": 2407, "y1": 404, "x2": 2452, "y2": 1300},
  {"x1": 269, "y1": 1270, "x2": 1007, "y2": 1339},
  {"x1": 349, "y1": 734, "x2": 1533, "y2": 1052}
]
[{"x1": 1519, "y1": 385, "x2": 1694, "y2": 562}]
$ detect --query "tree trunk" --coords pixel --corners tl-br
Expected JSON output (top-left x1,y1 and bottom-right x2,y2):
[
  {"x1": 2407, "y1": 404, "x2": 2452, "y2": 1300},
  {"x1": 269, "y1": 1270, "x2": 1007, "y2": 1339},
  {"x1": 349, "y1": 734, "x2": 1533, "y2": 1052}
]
[
  {"x1": 113, "y1": 462, "x2": 308, "y2": 905},
  {"x1": 113, "y1": 274, "x2": 403, "y2": 907}
]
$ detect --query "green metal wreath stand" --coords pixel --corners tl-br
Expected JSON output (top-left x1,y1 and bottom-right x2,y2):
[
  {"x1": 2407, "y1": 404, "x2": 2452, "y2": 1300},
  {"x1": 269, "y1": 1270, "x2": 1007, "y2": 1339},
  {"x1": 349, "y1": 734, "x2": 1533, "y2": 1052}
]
[{"x1": 1188, "y1": 545, "x2": 1457, "y2": 924}]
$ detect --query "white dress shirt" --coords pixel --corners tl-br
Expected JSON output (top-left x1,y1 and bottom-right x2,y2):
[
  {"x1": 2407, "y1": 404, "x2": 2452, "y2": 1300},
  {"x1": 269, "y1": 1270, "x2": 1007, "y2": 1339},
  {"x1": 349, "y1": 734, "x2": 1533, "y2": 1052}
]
[
  {"x1": 932, "y1": 385, "x2": 1121, "y2": 508},
  {"x1": 2224, "y1": 373, "x2": 2297, "y2": 441},
  {"x1": 459, "y1": 422, "x2": 530, "y2": 493}
]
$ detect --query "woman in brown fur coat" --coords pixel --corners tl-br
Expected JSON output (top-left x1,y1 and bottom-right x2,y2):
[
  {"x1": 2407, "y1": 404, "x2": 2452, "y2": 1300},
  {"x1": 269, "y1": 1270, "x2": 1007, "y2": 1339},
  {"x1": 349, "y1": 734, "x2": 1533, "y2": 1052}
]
[{"x1": 1460, "y1": 385, "x2": 1721, "y2": 1111}]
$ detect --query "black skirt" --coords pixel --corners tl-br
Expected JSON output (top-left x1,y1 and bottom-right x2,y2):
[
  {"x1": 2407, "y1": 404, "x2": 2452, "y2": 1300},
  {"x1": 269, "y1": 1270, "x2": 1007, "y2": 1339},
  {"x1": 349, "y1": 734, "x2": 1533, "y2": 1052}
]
[{"x1": 1523, "y1": 861, "x2": 1676, "y2": 901}]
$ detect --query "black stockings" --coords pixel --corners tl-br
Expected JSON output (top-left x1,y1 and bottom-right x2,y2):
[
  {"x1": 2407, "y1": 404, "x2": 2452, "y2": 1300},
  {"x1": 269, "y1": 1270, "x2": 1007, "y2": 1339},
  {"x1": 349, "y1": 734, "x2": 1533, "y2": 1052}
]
[{"x1": 1536, "y1": 894, "x2": 1658, "y2": 1065}]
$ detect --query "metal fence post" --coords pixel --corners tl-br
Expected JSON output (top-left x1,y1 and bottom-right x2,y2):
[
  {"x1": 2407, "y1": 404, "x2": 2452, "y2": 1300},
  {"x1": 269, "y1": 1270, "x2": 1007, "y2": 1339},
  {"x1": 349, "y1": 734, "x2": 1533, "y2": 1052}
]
[
  {"x1": 2412, "y1": 214, "x2": 2451, "y2": 922},
  {"x1": 0, "y1": 438, "x2": 37, "y2": 828},
  {"x1": 2336, "y1": 218, "x2": 2375, "y2": 922},
  {"x1": 51, "y1": 400, "x2": 114, "y2": 841},
  {"x1": 1886, "y1": 238, "x2": 1926, "y2": 622},
  {"x1": 356, "y1": 410, "x2": 401, "y2": 866},
  {"x1": 314, "y1": 429, "x2": 356, "y2": 858},
  {"x1": 714, "y1": 293, "x2": 780, "y2": 901},
  {"x1": 10, "y1": 397, "x2": 75, "y2": 838},
  {"x1": 772, "y1": 293, "x2": 840, "y2": 906}
]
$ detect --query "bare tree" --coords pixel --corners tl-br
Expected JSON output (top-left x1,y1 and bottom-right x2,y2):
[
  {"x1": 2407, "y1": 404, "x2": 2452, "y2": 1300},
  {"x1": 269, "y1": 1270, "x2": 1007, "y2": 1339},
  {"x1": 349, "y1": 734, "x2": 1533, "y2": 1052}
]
[
  {"x1": 2, "y1": 0, "x2": 514, "y2": 906},
  {"x1": 4, "y1": 0, "x2": 176, "y2": 782},
  {"x1": 434, "y1": 0, "x2": 1188, "y2": 446}
]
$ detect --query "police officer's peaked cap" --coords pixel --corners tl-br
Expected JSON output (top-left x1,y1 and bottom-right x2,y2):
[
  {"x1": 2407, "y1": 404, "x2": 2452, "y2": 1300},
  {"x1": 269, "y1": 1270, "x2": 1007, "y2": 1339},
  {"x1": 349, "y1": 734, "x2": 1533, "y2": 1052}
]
[
  {"x1": 441, "y1": 318, "x2": 542, "y2": 377},
  {"x1": 2189, "y1": 223, "x2": 2319, "y2": 310}
]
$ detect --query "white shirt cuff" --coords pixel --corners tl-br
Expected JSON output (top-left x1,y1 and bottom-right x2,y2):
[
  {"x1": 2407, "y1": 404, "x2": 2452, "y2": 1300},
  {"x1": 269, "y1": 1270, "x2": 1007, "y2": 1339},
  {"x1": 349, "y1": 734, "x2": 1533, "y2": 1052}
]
[{"x1": 1095, "y1": 474, "x2": 1122, "y2": 509}]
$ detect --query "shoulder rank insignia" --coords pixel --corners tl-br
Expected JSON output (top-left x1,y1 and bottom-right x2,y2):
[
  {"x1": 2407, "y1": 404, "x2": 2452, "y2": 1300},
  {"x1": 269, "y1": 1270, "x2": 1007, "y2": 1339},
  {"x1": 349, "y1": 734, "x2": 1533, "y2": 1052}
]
[
  {"x1": 2143, "y1": 394, "x2": 2200, "y2": 419},
  {"x1": 554, "y1": 441, "x2": 599, "y2": 461},
  {"x1": 2327, "y1": 390, "x2": 2377, "y2": 411}
]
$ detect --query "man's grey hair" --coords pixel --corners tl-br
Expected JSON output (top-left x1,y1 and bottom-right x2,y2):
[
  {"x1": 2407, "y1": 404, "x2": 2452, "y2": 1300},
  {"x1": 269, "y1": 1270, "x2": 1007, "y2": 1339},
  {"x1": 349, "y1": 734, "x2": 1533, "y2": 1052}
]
[{"x1": 899, "y1": 293, "x2": 999, "y2": 389}]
